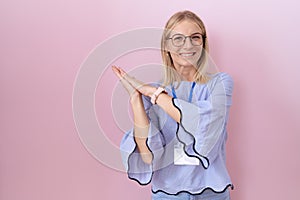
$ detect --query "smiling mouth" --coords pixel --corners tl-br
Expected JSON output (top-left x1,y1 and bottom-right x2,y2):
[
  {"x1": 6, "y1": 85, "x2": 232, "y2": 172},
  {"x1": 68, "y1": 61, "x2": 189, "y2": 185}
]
[{"x1": 179, "y1": 52, "x2": 196, "y2": 57}]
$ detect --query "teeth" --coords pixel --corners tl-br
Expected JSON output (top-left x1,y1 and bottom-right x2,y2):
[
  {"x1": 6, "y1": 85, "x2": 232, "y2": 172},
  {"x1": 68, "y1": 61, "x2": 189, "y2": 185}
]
[{"x1": 180, "y1": 53, "x2": 194, "y2": 57}]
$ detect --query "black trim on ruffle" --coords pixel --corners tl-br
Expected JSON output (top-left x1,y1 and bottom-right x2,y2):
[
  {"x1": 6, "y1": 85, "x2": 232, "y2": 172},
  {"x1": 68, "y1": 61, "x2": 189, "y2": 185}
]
[
  {"x1": 172, "y1": 98, "x2": 210, "y2": 169},
  {"x1": 152, "y1": 184, "x2": 234, "y2": 196},
  {"x1": 127, "y1": 136, "x2": 154, "y2": 186}
]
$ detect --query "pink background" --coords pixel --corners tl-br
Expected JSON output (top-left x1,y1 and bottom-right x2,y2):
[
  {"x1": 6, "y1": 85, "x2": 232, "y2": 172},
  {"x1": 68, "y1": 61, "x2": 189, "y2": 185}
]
[{"x1": 1, "y1": 0, "x2": 300, "y2": 199}]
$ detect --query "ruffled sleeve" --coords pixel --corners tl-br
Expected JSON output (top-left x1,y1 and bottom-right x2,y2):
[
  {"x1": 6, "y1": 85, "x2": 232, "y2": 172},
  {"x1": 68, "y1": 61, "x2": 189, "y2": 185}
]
[
  {"x1": 172, "y1": 73, "x2": 233, "y2": 169},
  {"x1": 120, "y1": 95, "x2": 166, "y2": 185}
]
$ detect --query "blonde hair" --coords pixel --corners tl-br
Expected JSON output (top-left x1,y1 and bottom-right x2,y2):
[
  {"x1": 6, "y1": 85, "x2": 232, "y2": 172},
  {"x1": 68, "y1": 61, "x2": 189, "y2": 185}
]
[{"x1": 161, "y1": 10, "x2": 210, "y2": 86}]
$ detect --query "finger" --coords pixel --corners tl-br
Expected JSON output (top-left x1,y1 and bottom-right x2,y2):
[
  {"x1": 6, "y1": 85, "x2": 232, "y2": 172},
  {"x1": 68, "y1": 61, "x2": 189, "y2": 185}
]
[
  {"x1": 115, "y1": 67, "x2": 146, "y2": 95},
  {"x1": 112, "y1": 66, "x2": 123, "y2": 79},
  {"x1": 118, "y1": 67, "x2": 127, "y2": 77},
  {"x1": 119, "y1": 77, "x2": 137, "y2": 96},
  {"x1": 112, "y1": 65, "x2": 121, "y2": 73},
  {"x1": 112, "y1": 66, "x2": 136, "y2": 95},
  {"x1": 126, "y1": 74, "x2": 144, "y2": 91},
  {"x1": 111, "y1": 65, "x2": 119, "y2": 74},
  {"x1": 116, "y1": 67, "x2": 143, "y2": 89}
]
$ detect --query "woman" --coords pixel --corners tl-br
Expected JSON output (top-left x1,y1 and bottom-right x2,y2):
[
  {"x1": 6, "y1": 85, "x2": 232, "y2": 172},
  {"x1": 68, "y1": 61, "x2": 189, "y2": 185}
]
[{"x1": 112, "y1": 10, "x2": 233, "y2": 200}]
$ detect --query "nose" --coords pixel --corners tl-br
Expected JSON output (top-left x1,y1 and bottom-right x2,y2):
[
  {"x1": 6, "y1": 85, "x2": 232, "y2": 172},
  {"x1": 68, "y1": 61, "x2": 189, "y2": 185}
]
[{"x1": 183, "y1": 37, "x2": 193, "y2": 48}]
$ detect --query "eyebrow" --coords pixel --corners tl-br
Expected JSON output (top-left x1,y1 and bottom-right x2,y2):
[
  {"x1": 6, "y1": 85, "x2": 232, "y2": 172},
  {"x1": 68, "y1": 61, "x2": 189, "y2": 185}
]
[
  {"x1": 190, "y1": 32, "x2": 203, "y2": 35},
  {"x1": 172, "y1": 32, "x2": 203, "y2": 36}
]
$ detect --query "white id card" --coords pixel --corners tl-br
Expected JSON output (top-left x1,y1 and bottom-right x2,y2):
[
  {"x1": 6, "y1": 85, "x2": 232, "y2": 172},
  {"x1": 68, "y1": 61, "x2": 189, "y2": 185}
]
[{"x1": 174, "y1": 142, "x2": 199, "y2": 165}]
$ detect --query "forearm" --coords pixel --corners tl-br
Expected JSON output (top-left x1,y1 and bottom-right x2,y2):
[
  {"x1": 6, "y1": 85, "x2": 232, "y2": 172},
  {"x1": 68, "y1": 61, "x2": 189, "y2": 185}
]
[
  {"x1": 155, "y1": 93, "x2": 181, "y2": 123},
  {"x1": 140, "y1": 86, "x2": 181, "y2": 123},
  {"x1": 131, "y1": 98, "x2": 153, "y2": 164}
]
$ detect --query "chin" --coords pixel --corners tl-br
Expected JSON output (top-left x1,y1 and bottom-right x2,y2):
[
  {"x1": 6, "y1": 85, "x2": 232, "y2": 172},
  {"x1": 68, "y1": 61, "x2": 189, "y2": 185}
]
[{"x1": 176, "y1": 58, "x2": 197, "y2": 68}]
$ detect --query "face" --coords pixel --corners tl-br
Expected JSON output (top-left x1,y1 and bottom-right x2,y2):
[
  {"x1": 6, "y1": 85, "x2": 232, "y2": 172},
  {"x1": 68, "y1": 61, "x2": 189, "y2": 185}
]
[{"x1": 167, "y1": 20, "x2": 204, "y2": 79}]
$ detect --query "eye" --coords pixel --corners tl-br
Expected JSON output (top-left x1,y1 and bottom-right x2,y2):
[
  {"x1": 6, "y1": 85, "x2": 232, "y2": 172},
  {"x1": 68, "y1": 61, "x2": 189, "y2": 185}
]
[
  {"x1": 191, "y1": 35, "x2": 202, "y2": 41},
  {"x1": 172, "y1": 35, "x2": 184, "y2": 42}
]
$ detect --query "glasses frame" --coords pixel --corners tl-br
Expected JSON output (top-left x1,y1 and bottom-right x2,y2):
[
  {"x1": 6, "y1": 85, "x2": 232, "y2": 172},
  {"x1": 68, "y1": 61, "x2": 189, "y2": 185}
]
[{"x1": 167, "y1": 32, "x2": 205, "y2": 47}]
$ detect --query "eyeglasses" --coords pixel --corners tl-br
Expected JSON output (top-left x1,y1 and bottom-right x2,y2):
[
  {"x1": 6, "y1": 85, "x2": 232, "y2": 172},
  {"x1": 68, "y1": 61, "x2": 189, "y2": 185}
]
[{"x1": 168, "y1": 33, "x2": 205, "y2": 47}]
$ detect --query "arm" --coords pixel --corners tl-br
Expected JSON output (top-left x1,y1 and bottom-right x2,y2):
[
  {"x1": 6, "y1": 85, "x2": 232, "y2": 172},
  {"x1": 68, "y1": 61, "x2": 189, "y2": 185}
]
[
  {"x1": 173, "y1": 73, "x2": 234, "y2": 168},
  {"x1": 117, "y1": 67, "x2": 181, "y2": 123},
  {"x1": 114, "y1": 66, "x2": 167, "y2": 184},
  {"x1": 155, "y1": 92, "x2": 181, "y2": 123},
  {"x1": 130, "y1": 95, "x2": 153, "y2": 164},
  {"x1": 112, "y1": 65, "x2": 153, "y2": 164}
]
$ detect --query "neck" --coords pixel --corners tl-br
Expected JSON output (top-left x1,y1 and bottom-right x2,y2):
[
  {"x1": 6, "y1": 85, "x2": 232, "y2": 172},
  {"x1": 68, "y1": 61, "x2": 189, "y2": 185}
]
[
  {"x1": 179, "y1": 67, "x2": 196, "y2": 82},
  {"x1": 173, "y1": 62, "x2": 197, "y2": 82},
  {"x1": 183, "y1": 75, "x2": 195, "y2": 82}
]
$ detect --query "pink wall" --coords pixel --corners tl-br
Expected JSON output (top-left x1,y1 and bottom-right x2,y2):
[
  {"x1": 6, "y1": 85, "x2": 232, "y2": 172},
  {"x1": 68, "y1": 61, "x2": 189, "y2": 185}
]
[{"x1": 1, "y1": 0, "x2": 300, "y2": 199}]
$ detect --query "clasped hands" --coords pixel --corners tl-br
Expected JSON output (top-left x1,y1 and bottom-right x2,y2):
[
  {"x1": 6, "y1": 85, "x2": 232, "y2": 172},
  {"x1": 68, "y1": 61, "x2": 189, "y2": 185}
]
[{"x1": 112, "y1": 65, "x2": 156, "y2": 104}]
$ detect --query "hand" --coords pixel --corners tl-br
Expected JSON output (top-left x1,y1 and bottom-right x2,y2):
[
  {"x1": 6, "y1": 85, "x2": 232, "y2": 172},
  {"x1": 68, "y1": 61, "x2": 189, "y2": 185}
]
[
  {"x1": 114, "y1": 66, "x2": 156, "y2": 97},
  {"x1": 112, "y1": 65, "x2": 141, "y2": 103}
]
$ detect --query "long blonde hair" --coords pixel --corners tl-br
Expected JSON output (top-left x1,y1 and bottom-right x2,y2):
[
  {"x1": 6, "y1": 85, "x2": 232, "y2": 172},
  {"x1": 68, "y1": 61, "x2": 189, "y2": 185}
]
[{"x1": 161, "y1": 10, "x2": 210, "y2": 86}]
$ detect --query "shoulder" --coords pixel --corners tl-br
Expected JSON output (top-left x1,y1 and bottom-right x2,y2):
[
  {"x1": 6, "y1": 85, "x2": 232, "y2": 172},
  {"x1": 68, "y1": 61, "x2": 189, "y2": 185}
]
[
  {"x1": 210, "y1": 72, "x2": 233, "y2": 84},
  {"x1": 218, "y1": 72, "x2": 233, "y2": 86},
  {"x1": 208, "y1": 72, "x2": 234, "y2": 93},
  {"x1": 212, "y1": 72, "x2": 233, "y2": 81}
]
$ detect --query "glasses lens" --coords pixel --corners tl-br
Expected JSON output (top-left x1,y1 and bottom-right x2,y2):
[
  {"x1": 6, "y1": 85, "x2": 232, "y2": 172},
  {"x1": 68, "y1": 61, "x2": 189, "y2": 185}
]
[
  {"x1": 190, "y1": 34, "x2": 203, "y2": 46},
  {"x1": 172, "y1": 35, "x2": 185, "y2": 46}
]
